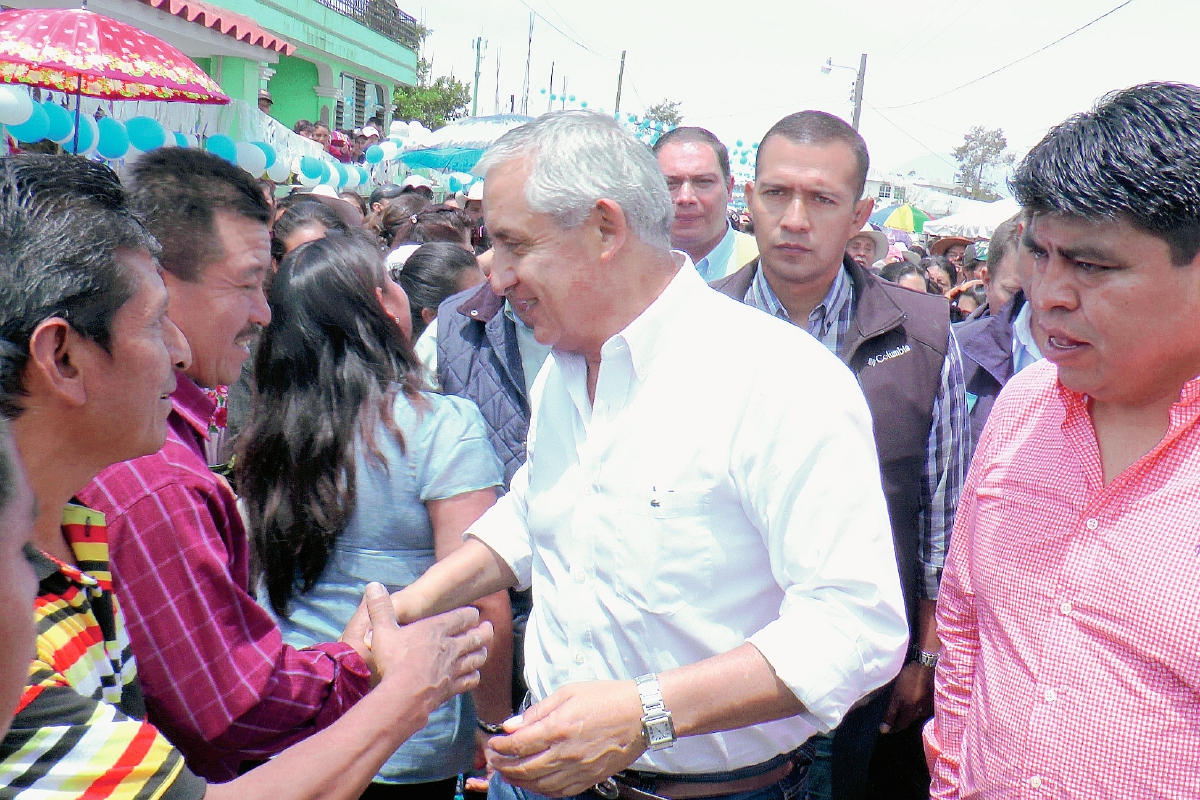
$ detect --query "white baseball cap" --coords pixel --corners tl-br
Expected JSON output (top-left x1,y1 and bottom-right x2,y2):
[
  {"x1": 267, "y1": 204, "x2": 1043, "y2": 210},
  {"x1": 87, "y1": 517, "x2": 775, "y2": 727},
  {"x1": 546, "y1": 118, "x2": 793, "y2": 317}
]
[
  {"x1": 402, "y1": 174, "x2": 432, "y2": 190},
  {"x1": 466, "y1": 181, "x2": 484, "y2": 201}
]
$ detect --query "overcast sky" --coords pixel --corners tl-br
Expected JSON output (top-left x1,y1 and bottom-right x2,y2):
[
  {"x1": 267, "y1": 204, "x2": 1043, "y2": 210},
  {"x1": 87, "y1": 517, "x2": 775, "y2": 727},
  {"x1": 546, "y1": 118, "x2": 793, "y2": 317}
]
[{"x1": 411, "y1": 0, "x2": 1197, "y2": 179}]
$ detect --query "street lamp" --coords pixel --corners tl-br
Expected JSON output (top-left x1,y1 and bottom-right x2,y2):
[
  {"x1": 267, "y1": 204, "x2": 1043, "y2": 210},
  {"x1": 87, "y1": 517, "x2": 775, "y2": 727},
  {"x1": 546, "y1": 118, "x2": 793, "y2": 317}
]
[{"x1": 821, "y1": 54, "x2": 868, "y2": 131}]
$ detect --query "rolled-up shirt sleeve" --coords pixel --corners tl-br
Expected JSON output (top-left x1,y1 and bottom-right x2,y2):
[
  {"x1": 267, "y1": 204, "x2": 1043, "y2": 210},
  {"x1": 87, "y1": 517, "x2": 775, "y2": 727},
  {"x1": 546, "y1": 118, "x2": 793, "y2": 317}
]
[
  {"x1": 739, "y1": 360, "x2": 909, "y2": 730},
  {"x1": 467, "y1": 462, "x2": 534, "y2": 589}
]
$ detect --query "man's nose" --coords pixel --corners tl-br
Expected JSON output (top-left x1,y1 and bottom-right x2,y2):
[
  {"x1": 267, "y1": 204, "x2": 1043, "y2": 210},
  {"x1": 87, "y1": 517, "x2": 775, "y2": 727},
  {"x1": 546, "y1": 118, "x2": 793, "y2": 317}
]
[
  {"x1": 780, "y1": 197, "x2": 810, "y2": 231},
  {"x1": 489, "y1": 256, "x2": 517, "y2": 296},
  {"x1": 675, "y1": 180, "x2": 697, "y2": 205}
]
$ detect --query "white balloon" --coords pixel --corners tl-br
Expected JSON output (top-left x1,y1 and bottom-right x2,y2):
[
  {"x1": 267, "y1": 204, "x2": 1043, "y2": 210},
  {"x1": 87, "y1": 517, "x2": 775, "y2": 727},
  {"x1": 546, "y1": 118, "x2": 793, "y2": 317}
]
[
  {"x1": 185, "y1": 133, "x2": 200, "y2": 149},
  {"x1": 160, "y1": 132, "x2": 177, "y2": 148},
  {"x1": 320, "y1": 168, "x2": 339, "y2": 187},
  {"x1": 389, "y1": 120, "x2": 410, "y2": 138},
  {"x1": 297, "y1": 172, "x2": 320, "y2": 187},
  {"x1": 235, "y1": 141, "x2": 268, "y2": 176},
  {"x1": 342, "y1": 167, "x2": 360, "y2": 189},
  {"x1": 0, "y1": 86, "x2": 33, "y2": 125},
  {"x1": 266, "y1": 158, "x2": 291, "y2": 182},
  {"x1": 380, "y1": 141, "x2": 399, "y2": 160}
]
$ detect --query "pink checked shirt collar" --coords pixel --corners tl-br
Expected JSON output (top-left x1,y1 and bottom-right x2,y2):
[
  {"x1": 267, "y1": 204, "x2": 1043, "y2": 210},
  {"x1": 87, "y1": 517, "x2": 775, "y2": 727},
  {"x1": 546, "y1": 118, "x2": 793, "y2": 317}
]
[{"x1": 171, "y1": 374, "x2": 217, "y2": 442}]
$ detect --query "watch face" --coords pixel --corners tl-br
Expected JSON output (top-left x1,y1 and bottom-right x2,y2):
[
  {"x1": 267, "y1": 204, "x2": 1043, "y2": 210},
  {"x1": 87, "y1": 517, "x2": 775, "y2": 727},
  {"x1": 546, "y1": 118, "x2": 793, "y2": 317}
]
[{"x1": 645, "y1": 716, "x2": 676, "y2": 749}]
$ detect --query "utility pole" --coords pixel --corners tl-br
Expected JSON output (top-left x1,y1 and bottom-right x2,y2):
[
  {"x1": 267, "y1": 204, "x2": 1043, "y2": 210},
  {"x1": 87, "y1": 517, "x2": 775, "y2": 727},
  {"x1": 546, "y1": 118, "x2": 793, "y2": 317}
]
[
  {"x1": 520, "y1": 13, "x2": 533, "y2": 115},
  {"x1": 471, "y1": 37, "x2": 484, "y2": 117},
  {"x1": 851, "y1": 53, "x2": 867, "y2": 131},
  {"x1": 613, "y1": 50, "x2": 626, "y2": 114},
  {"x1": 561, "y1": 76, "x2": 568, "y2": 110},
  {"x1": 493, "y1": 46, "x2": 501, "y2": 115},
  {"x1": 546, "y1": 61, "x2": 555, "y2": 113},
  {"x1": 510, "y1": 94, "x2": 515, "y2": 113}
]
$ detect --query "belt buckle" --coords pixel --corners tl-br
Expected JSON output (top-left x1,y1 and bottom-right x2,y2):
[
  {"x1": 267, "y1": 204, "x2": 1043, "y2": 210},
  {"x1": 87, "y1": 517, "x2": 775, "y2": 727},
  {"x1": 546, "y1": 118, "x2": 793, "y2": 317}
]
[{"x1": 594, "y1": 778, "x2": 621, "y2": 800}]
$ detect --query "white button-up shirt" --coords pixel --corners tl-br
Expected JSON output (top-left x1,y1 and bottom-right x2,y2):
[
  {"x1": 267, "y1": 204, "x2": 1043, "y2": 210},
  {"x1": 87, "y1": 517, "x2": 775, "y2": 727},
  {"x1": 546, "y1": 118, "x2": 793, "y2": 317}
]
[{"x1": 469, "y1": 258, "x2": 908, "y2": 774}]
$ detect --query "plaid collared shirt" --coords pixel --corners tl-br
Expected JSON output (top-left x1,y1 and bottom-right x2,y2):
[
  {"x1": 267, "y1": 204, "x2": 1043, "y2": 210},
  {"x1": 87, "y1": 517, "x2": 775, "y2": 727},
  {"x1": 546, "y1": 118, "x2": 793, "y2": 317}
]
[{"x1": 745, "y1": 264, "x2": 970, "y2": 599}]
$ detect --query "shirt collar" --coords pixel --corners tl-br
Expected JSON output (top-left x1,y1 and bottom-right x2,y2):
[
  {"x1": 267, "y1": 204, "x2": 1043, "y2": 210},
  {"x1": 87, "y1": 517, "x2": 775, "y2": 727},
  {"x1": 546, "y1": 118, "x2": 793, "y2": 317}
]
[
  {"x1": 692, "y1": 223, "x2": 736, "y2": 281},
  {"x1": 35, "y1": 503, "x2": 111, "y2": 589},
  {"x1": 172, "y1": 374, "x2": 218, "y2": 440},
  {"x1": 748, "y1": 260, "x2": 853, "y2": 332},
  {"x1": 607, "y1": 252, "x2": 702, "y2": 382}
]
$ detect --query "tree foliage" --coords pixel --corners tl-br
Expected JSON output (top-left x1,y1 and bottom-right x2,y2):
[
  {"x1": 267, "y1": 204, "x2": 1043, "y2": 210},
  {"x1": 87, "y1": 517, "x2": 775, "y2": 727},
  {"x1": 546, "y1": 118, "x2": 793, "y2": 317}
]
[
  {"x1": 952, "y1": 126, "x2": 1015, "y2": 201},
  {"x1": 393, "y1": 56, "x2": 471, "y2": 130},
  {"x1": 644, "y1": 99, "x2": 683, "y2": 127}
]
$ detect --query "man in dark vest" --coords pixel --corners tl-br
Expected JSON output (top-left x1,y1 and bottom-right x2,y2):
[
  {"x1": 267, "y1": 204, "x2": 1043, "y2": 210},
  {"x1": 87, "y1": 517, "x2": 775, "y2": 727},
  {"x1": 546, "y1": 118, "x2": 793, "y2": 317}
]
[{"x1": 712, "y1": 111, "x2": 971, "y2": 800}]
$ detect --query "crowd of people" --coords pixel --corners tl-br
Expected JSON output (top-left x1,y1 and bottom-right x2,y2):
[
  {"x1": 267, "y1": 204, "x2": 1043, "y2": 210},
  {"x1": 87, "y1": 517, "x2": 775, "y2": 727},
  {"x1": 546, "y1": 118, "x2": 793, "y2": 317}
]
[{"x1": 0, "y1": 79, "x2": 1198, "y2": 800}]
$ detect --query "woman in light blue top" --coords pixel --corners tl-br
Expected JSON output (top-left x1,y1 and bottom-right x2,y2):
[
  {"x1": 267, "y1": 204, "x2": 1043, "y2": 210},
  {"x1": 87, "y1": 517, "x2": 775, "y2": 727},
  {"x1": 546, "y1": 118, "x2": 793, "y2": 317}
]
[{"x1": 238, "y1": 229, "x2": 511, "y2": 800}]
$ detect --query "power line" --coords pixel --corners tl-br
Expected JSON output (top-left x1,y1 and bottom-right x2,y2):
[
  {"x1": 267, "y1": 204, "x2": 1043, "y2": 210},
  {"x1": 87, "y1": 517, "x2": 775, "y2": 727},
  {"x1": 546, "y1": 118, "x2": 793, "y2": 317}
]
[
  {"x1": 876, "y1": 0, "x2": 982, "y2": 72},
  {"x1": 513, "y1": 0, "x2": 620, "y2": 61},
  {"x1": 866, "y1": 103, "x2": 960, "y2": 171},
  {"x1": 878, "y1": 0, "x2": 990, "y2": 73},
  {"x1": 878, "y1": 0, "x2": 1137, "y2": 110}
]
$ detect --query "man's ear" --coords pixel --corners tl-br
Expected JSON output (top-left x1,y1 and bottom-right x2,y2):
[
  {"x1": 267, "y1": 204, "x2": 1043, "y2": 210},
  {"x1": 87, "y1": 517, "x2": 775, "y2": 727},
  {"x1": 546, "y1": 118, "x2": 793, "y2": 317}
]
[
  {"x1": 852, "y1": 196, "x2": 874, "y2": 229},
  {"x1": 26, "y1": 318, "x2": 88, "y2": 407},
  {"x1": 594, "y1": 198, "x2": 628, "y2": 262}
]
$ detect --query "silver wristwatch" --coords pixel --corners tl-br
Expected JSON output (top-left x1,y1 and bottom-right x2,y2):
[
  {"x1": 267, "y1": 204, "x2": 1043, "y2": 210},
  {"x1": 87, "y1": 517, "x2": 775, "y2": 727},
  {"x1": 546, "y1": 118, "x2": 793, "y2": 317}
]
[
  {"x1": 916, "y1": 650, "x2": 939, "y2": 668},
  {"x1": 635, "y1": 673, "x2": 676, "y2": 751}
]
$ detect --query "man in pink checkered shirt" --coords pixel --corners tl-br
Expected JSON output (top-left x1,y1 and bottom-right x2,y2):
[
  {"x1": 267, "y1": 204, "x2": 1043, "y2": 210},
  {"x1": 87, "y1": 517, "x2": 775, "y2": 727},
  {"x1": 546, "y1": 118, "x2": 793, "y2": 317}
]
[
  {"x1": 78, "y1": 149, "x2": 373, "y2": 781},
  {"x1": 927, "y1": 82, "x2": 1200, "y2": 797}
]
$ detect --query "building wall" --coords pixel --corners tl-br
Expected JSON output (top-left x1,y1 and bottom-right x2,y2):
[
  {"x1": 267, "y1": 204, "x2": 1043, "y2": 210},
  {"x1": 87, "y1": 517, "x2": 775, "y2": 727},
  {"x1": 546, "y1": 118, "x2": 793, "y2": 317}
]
[{"x1": 269, "y1": 54, "x2": 321, "y2": 128}]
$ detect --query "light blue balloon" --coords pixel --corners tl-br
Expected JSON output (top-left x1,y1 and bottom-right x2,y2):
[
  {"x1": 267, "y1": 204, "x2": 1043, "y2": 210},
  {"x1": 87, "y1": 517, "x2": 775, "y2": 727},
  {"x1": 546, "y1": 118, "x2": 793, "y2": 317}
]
[
  {"x1": 42, "y1": 101, "x2": 73, "y2": 143},
  {"x1": 96, "y1": 117, "x2": 130, "y2": 159},
  {"x1": 319, "y1": 160, "x2": 332, "y2": 183},
  {"x1": 540, "y1": 88, "x2": 547, "y2": 94},
  {"x1": 364, "y1": 145, "x2": 384, "y2": 164},
  {"x1": 173, "y1": 132, "x2": 189, "y2": 148},
  {"x1": 206, "y1": 133, "x2": 237, "y2": 163},
  {"x1": 568, "y1": 95, "x2": 575, "y2": 102},
  {"x1": 448, "y1": 175, "x2": 462, "y2": 193},
  {"x1": 252, "y1": 141, "x2": 276, "y2": 169},
  {"x1": 62, "y1": 116, "x2": 96, "y2": 154},
  {"x1": 736, "y1": 139, "x2": 743, "y2": 147},
  {"x1": 628, "y1": 113, "x2": 637, "y2": 123},
  {"x1": 333, "y1": 162, "x2": 349, "y2": 187},
  {"x1": 580, "y1": 101, "x2": 588, "y2": 108},
  {"x1": 300, "y1": 155, "x2": 324, "y2": 178},
  {"x1": 126, "y1": 116, "x2": 166, "y2": 151},
  {"x1": 752, "y1": 142, "x2": 759, "y2": 149},
  {"x1": 8, "y1": 102, "x2": 48, "y2": 143},
  {"x1": 356, "y1": 165, "x2": 369, "y2": 185},
  {"x1": 550, "y1": 93, "x2": 557, "y2": 101}
]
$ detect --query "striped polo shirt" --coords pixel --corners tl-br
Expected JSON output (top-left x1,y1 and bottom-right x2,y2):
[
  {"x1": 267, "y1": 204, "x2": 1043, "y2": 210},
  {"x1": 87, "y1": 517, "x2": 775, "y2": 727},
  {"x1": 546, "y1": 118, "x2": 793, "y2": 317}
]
[{"x1": 0, "y1": 504, "x2": 205, "y2": 799}]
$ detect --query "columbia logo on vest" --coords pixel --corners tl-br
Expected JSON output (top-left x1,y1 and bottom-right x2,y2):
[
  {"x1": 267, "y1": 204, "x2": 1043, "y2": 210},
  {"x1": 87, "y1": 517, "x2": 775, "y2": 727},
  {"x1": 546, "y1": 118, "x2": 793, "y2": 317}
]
[{"x1": 866, "y1": 344, "x2": 912, "y2": 367}]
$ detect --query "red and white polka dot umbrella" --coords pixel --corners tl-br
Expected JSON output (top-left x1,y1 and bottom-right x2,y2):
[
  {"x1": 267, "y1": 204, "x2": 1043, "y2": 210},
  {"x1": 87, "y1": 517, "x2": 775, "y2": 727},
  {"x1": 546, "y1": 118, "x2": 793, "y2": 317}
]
[{"x1": 0, "y1": 6, "x2": 228, "y2": 103}]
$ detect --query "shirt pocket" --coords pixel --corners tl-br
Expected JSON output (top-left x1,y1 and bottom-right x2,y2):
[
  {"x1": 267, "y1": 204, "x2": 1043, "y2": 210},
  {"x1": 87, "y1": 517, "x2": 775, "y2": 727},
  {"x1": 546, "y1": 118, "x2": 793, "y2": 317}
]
[{"x1": 610, "y1": 488, "x2": 715, "y2": 616}]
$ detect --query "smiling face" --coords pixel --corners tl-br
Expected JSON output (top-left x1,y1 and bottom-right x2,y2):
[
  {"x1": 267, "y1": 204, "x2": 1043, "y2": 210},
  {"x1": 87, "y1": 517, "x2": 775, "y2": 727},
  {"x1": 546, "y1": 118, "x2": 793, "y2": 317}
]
[
  {"x1": 483, "y1": 158, "x2": 611, "y2": 355},
  {"x1": 656, "y1": 141, "x2": 733, "y2": 259},
  {"x1": 747, "y1": 136, "x2": 872, "y2": 298},
  {"x1": 164, "y1": 211, "x2": 272, "y2": 388},
  {"x1": 1025, "y1": 213, "x2": 1200, "y2": 409}
]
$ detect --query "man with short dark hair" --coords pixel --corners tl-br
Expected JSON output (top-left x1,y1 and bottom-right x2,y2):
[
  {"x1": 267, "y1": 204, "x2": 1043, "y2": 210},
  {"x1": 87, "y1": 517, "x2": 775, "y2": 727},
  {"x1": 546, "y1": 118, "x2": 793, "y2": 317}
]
[
  {"x1": 75, "y1": 149, "x2": 367, "y2": 780},
  {"x1": 369, "y1": 182, "x2": 405, "y2": 214},
  {"x1": 654, "y1": 127, "x2": 757, "y2": 281},
  {"x1": 929, "y1": 81, "x2": 1200, "y2": 799},
  {"x1": 712, "y1": 110, "x2": 970, "y2": 800},
  {"x1": 0, "y1": 154, "x2": 491, "y2": 799}
]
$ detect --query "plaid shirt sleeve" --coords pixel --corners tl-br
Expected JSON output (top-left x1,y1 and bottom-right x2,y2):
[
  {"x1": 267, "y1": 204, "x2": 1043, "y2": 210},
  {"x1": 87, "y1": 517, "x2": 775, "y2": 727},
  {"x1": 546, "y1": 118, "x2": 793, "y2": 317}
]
[
  {"x1": 918, "y1": 327, "x2": 972, "y2": 600},
  {"x1": 98, "y1": 476, "x2": 371, "y2": 781}
]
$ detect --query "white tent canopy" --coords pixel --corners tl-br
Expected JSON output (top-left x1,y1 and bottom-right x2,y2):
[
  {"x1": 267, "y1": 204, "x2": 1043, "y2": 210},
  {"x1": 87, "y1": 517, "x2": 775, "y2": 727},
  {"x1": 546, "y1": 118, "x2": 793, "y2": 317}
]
[{"x1": 923, "y1": 197, "x2": 1021, "y2": 239}]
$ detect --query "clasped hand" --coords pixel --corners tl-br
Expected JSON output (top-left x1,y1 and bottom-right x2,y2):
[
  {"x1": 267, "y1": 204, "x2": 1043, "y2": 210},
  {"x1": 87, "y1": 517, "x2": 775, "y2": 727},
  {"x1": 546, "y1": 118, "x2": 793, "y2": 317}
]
[{"x1": 486, "y1": 680, "x2": 648, "y2": 798}]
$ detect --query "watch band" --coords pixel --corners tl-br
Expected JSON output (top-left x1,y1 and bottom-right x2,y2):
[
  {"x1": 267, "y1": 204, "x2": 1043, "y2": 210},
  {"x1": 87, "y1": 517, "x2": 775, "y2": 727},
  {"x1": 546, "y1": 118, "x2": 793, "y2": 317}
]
[
  {"x1": 917, "y1": 650, "x2": 939, "y2": 668},
  {"x1": 634, "y1": 673, "x2": 676, "y2": 750}
]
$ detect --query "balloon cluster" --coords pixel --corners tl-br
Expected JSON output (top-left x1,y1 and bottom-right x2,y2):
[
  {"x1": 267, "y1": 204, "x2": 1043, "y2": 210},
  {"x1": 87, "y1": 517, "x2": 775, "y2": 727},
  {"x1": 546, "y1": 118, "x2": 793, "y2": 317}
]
[
  {"x1": 294, "y1": 154, "x2": 370, "y2": 190},
  {"x1": 728, "y1": 140, "x2": 759, "y2": 178},
  {"x1": 364, "y1": 119, "x2": 431, "y2": 164}
]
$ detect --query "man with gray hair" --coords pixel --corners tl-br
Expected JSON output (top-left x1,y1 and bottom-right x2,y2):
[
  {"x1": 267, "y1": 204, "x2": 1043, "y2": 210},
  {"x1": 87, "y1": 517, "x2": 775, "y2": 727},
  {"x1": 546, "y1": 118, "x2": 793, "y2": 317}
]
[{"x1": 388, "y1": 110, "x2": 908, "y2": 800}]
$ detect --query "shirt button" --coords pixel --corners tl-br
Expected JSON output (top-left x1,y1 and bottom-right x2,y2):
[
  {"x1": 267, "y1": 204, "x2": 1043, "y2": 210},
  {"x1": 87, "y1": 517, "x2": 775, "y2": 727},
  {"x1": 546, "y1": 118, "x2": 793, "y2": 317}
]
[
  {"x1": 1029, "y1": 776, "x2": 1043, "y2": 789},
  {"x1": 1060, "y1": 601, "x2": 1073, "y2": 616},
  {"x1": 574, "y1": 652, "x2": 585, "y2": 665},
  {"x1": 1085, "y1": 517, "x2": 1099, "y2": 531},
  {"x1": 1044, "y1": 688, "x2": 1057, "y2": 703}
]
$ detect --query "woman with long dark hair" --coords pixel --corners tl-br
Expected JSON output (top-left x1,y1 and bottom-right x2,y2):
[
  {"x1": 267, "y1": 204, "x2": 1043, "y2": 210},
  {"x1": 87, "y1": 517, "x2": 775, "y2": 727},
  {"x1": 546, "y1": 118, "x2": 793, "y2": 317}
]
[{"x1": 238, "y1": 230, "x2": 511, "y2": 800}]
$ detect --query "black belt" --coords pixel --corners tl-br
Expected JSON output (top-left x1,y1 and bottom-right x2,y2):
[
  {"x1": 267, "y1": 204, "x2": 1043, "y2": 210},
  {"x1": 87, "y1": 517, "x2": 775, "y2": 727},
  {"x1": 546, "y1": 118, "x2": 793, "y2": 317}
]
[{"x1": 593, "y1": 749, "x2": 806, "y2": 800}]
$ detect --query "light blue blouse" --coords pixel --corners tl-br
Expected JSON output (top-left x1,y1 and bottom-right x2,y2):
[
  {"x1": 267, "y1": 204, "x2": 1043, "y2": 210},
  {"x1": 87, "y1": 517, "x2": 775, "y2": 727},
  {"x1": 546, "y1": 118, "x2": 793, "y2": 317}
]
[{"x1": 266, "y1": 390, "x2": 503, "y2": 784}]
